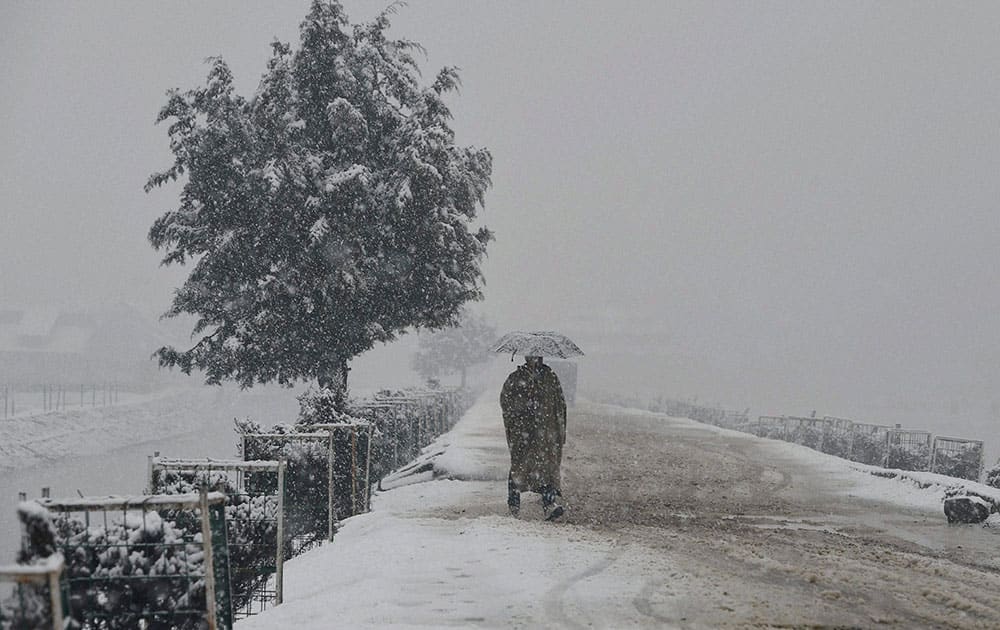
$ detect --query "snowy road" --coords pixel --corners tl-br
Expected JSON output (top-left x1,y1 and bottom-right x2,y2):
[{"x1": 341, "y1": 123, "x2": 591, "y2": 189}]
[{"x1": 238, "y1": 396, "x2": 1000, "y2": 629}]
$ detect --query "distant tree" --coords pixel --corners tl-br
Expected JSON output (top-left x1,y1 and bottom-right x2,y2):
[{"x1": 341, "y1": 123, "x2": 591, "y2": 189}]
[
  {"x1": 411, "y1": 311, "x2": 496, "y2": 387},
  {"x1": 145, "y1": 1, "x2": 492, "y2": 409}
]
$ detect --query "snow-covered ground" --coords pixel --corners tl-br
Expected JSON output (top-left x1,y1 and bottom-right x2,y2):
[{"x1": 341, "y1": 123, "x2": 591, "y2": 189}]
[
  {"x1": 236, "y1": 395, "x2": 1000, "y2": 629},
  {"x1": 237, "y1": 396, "x2": 685, "y2": 629},
  {"x1": 0, "y1": 386, "x2": 302, "y2": 471}
]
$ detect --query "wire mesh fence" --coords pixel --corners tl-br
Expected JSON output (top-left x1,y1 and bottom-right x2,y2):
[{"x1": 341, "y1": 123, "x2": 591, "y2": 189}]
[
  {"x1": 310, "y1": 423, "x2": 375, "y2": 516},
  {"x1": 0, "y1": 554, "x2": 66, "y2": 630},
  {"x1": 931, "y1": 436, "x2": 984, "y2": 481},
  {"x1": 240, "y1": 432, "x2": 339, "y2": 552},
  {"x1": 885, "y1": 429, "x2": 933, "y2": 471},
  {"x1": 756, "y1": 416, "x2": 789, "y2": 440},
  {"x1": 16, "y1": 490, "x2": 232, "y2": 630},
  {"x1": 350, "y1": 401, "x2": 412, "y2": 482},
  {"x1": 360, "y1": 388, "x2": 467, "y2": 472},
  {"x1": 786, "y1": 416, "x2": 824, "y2": 451},
  {"x1": 1, "y1": 385, "x2": 475, "y2": 628},
  {"x1": 820, "y1": 416, "x2": 854, "y2": 459},
  {"x1": 719, "y1": 409, "x2": 750, "y2": 428},
  {"x1": 848, "y1": 423, "x2": 891, "y2": 466},
  {"x1": 148, "y1": 457, "x2": 286, "y2": 619}
]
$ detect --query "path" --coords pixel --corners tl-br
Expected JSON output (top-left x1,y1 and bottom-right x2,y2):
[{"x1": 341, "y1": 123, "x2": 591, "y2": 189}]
[{"x1": 237, "y1": 395, "x2": 1000, "y2": 629}]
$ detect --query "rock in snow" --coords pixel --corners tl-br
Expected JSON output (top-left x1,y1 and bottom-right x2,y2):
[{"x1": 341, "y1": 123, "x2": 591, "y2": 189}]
[{"x1": 943, "y1": 495, "x2": 991, "y2": 524}]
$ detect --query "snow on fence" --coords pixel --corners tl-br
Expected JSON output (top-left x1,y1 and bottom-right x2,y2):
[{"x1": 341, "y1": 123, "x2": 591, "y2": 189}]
[
  {"x1": 17, "y1": 490, "x2": 233, "y2": 630},
  {"x1": 930, "y1": 436, "x2": 984, "y2": 482},
  {"x1": 148, "y1": 457, "x2": 286, "y2": 619},
  {"x1": 885, "y1": 429, "x2": 933, "y2": 471},
  {"x1": 0, "y1": 554, "x2": 66, "y2": 630}
]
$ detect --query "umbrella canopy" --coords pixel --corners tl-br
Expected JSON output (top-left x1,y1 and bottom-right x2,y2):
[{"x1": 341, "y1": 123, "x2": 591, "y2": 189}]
[{"x1": 491, "y1": 331, "x2": 584, "y2": 359}]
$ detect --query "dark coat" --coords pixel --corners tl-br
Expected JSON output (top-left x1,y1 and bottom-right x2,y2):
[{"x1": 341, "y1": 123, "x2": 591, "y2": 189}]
[{"x1": 500, "y1": 362, "x2": 567, "y2": 493}]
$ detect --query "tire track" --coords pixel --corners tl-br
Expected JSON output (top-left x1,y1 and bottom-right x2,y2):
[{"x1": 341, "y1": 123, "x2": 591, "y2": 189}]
[{"x1": 543, "y1": 540, "x2": 623, "y2": 629}]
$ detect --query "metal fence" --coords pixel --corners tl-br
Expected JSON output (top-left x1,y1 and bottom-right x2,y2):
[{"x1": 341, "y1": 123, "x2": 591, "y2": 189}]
[
  {"x1": 351, "y1": 401, "x2": 413, "y2": 479},
  {"x1": 885, "y1": 429, "x2": 933, "y2": 471},
  {"x1": 311, "y1": 422, "x2": 375, "y2": 517},
  {"x1": 930, "y1": 436, "x2": 984, "y2": 481},
  {"x1": 820, "y1": 416, "x2": 854, "y2": 458},
  {"x1": 786, "y1": 416, "x2": 825, "y2": 451},
  {"x1": 0, "y1": 554, "x2": 65, "y2": 630},
  {"x1": 849, "y1": 423, "x2": 891, "y2": 466},
  {"x1": 148, "y1": 457, "x2": 286, "y2": 619},
  {"x1": 241, "y1": 432, "x2": 340, "y2": 550},
  {"x1": 27, "y1": 491, "x2": 233, "y2": 630},
  {"x1": 738, "y1": 415, "x2": 788, "y2": 440},
  {"x1": 240, "y1": 422, "x2": 374, "y2": 551},
  {"x1": 720, "y1": 408, "x2": 750, "y2": 428}
]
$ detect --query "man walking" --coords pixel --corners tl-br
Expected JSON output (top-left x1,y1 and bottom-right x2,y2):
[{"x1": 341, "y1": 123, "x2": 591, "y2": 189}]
[{"x1": 500, "y1": 355, "x2": 567, "y2": 520}]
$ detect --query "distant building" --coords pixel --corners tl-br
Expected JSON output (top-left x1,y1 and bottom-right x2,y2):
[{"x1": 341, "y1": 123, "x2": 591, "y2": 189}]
[{"x1": 0, "y1": 304, "x2": 173, "y2": 388}]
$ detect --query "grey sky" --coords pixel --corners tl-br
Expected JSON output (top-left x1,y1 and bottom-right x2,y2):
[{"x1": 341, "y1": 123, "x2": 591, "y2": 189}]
[{"x1": 3, "y1": 1, "x2": 1000, "y2": 432}]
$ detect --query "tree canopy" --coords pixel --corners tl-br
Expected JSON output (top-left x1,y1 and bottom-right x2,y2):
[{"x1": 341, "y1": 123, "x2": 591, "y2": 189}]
[
  {"x1": 411, "y1": 310, "x2": 496, "y2": 386},
  {"x1": 146, "y1": 0, "x2": 492, "y2": 396}
]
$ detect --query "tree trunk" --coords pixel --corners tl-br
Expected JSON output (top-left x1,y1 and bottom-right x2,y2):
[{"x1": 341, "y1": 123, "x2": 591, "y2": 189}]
[
  {"x1": 317, "y1": 357, "x2": 350, "y2": 413},
  {"x1": 460, "y1": 367, "x2": 467, "y2": 389}
]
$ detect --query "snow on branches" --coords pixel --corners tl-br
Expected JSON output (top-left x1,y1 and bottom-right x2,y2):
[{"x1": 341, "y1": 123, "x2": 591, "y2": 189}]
[{"x1": 145, "y1": 0, "x2": 492, "y2": 394}]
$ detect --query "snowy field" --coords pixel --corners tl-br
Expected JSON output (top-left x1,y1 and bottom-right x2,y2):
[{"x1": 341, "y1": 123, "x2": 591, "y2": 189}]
[{"x1": 236, "y1": 394, "x2": 1000, "y2": 628}]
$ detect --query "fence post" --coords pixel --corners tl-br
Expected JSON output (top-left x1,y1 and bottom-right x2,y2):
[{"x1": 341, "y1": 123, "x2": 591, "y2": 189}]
[
  {"x1": 200, "y1": 489, "x2": 219, "y2": 630},
  {"x1": 48, "y1": 559, "x2": 64, "y2": 630},
  {"x1": 147, "y1": 455, "x2": 155, "y2": 493},
  {"x1": 350, "y1": 427, "x2": 358, "y2": 515},
  {"x1": 327, "y1": 432, "x2": 335, "y2": 542},
  {"x1": 395, "y1": 407, "x2": 402, "y2": 470},
  {"x1": 365, "y1": 424, "x2": 373, "y2": 512},
  {"x1": 275, "y1": 460, "x2": 285, "y2": 605}
]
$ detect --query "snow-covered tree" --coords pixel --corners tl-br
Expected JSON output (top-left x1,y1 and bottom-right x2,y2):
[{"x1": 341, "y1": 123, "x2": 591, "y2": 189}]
[
  {"x1": 146, "y1": 1, "x2": 492, "y2": 406},
  {"x1": 411, "y1": 310, "x2": 495, "y2": 387}
]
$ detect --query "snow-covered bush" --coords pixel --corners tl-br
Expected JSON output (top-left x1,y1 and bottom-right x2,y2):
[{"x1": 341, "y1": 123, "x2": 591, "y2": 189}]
[
  {"x1": 237, "y1": 418, "x2": 333, "y2": 554},
  {"x1": 297, "y1": 387, "x2": 358, "y2": 427},
  {"x1": 932, "y1": 444, "x2": 984, "y2": 481},
  {"x1": 0, "y1": 506, "x2": 58, "y2": 629},
  {"x1": 984, "y1": 461, "x2": 1000, "y2": 489},
  {"x1": 820, "y1": 431, "x2": 852, "y2": 459},
  {"x1": 151, "y1": 470, "x2": 279, "y2": 613},
  {"x1": 14, "y1": 501, "x2": 210, "y2": 630},
  {"x1": 849, "y1": 431, "x2": 887, "y2": 466},
  {"x1": 885, "y1": 443, "x2": 931, "y2": 471},
  {"x1": 791, "y1": 424, "x2": 823, "y2": 450}
]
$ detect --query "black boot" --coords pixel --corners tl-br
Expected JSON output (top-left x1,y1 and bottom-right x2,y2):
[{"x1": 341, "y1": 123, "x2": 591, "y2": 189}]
[
  {"x1": 508, "y1": 473, "x2": 520, "y2": 517},
  {"x1": 541, "y1": 486, "x2": 564, "y2": 521}
]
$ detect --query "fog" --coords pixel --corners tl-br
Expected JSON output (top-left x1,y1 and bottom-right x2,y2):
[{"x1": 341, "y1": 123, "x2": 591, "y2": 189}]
[{"x1": 3, "y1": 1, "x2": 1000, "y2": 455}]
